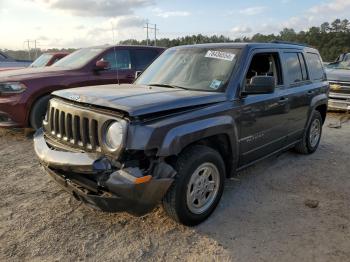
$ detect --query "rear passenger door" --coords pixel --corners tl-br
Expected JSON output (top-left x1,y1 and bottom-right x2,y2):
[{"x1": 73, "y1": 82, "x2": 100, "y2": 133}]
[{"x1": 281, "y1": 50, "x2": 325, "y2": 144}]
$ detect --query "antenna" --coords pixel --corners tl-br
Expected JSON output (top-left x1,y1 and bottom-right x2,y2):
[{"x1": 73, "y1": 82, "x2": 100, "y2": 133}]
[{"x1": 111, "y1": 22, "x2": 120, "y2": 85}]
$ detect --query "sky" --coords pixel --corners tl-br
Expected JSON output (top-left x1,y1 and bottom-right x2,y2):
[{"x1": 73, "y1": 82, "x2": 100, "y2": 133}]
[{"x1": 0, "y1": 0, "x2": 350, "y2": 50}]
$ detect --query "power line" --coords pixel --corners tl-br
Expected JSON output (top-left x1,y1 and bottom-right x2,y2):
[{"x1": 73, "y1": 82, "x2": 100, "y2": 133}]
[
  {"x1": 144, "y1": 22, "x2": 159, "y2": 46},
  {"x1": 23, "y1": 39, "x2": 40, "y2": 60}
]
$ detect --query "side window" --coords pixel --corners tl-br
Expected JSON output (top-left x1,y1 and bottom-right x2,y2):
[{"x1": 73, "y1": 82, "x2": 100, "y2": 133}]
[
  {"x1": 130, "y1": 49, "x2": 159, "y2": 70},
  {"x1": 101, "y1": 50, "x2": 131, "y2": 70},
  {"x1": 245, "y1": 52, "x2": 283, "y2": 86},
  {"x1": 284, "y1": 52, "x2": 307, "y2": 85},
  {"x1": 298, "y1": 53, "x2": 309, "y2": 81},
  {"x1": 305, "y1": 53, "x2": 325, "y2": 81}
]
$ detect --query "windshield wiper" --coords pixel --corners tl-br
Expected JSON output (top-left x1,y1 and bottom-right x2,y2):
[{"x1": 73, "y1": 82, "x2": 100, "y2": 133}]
[{"x1": 148, "y1": 83, "x2": 188, "y2": 90}]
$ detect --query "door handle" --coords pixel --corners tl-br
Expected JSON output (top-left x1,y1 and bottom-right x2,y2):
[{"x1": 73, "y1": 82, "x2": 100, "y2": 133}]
[
  {"x1": 126, "y1": 74, "x2": 135, "y2": 79},
  {"x1": 277, "y1": 97, "x2": 289, "y2": 105}
]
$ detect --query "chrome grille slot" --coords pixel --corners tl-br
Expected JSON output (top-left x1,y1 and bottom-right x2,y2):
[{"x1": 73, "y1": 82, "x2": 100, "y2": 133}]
[{"x1": 43, "y1": 98, "x2": 122, "y2": 153}]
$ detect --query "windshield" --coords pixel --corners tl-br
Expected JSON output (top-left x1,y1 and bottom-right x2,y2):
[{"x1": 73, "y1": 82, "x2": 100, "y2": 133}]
[
  {"x1": 326, "y1": 60, "x2": 350, "y2": 70},
  {"x1": 30, "y1": 54, "x2": 53, "y2": 67},
  {"x1": 326, "y1": 61, "x2": 350, "y2": 70},
  {"x1": 135, "y1": 47, "x2": 240, "y2": 92},
  {"x1": 53, "y1": 48, "x2": 104, "y2": 68}
]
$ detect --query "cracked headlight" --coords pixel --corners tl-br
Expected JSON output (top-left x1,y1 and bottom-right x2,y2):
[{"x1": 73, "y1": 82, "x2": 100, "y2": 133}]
[
  {"x1": 104, "y1": 120, "x2": 127, "y2": 152},
  {"x1": 0, "y1": 82, "x2": 27, "y2": 94}
]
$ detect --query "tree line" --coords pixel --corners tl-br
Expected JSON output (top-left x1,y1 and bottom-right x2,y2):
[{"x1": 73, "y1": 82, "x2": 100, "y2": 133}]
[
  {"x1": 120, "y1": 19, "x2": 350, "y2": 62},
  {"x1": 2, "y1": 19, "x2": 349, "y2": 62}
]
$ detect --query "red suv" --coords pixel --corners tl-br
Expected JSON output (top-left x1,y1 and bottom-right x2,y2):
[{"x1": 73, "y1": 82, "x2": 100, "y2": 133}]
[
  {"x1": 0, "y1": 45, "x2": 164, "y2": 129},
  {"x1": 28, "y1": 52, "x2": 70, "y2": 68}
]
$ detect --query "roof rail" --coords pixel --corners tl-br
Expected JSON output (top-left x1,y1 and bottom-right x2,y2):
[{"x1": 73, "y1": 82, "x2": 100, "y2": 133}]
[{"x1": 270, "y1": 40, "x2": 309, "y2": 47}]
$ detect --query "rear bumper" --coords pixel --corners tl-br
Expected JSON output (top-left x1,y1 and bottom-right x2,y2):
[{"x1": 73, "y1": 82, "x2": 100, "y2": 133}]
[
  {"x1": 328, "y1": 92, "x2": 350, "y2": 111},
  {"x1": 34, "y1": 129, "x2": 175, "y2": 216}
]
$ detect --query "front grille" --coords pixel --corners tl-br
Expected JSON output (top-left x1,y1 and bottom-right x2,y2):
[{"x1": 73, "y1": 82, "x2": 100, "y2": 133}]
[
  {"x1": 44, "y1": 98, "x2": 120, "y2": 152},
  {"x1": 329, "y1": 81, "x2": 350, "y2": 94}
]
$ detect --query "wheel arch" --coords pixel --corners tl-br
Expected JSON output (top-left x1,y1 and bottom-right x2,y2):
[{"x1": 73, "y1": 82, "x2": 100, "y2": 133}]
[
  {"x1": 159, "y1": 116, "x2": 239, "y2": 178},
  {"x1": 25, "y1": 85, "x2": 67, "y2": 126}
]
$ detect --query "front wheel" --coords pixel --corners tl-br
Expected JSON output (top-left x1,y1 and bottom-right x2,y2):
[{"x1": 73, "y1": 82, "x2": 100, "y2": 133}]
[
  {"x1": 162, "y1": 145, "x2": 225, "y2": 226},
  {"x1": 294, "y1": 110, "x2": 323, "y2": 154},
  {"x1": 29, "y1": 95, "x2": 50, "y2": 130}
]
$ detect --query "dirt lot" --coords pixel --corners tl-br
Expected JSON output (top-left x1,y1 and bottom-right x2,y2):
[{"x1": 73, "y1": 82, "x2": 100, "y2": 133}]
[{"x1": 0, "y1": 113, "x2": 349, "y2": 262}]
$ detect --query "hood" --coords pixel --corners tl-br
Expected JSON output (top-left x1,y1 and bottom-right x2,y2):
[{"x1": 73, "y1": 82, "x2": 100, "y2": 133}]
[
  {"x1": 53, "y1": 84, "x2": 227, "y2": 117},
  {"x1": 326, "y1": 68, "x2": 350, "y2": 82},
  {"x1": 0, "y1": 66, "x2": 71, "y2": 82}
]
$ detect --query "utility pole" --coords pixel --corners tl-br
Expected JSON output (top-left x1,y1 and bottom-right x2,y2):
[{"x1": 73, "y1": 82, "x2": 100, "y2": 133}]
[
  {"x1": 144, "y1": 21, "x2": 150, "y2": 46},
  {"x1": 154, "y1": 24, "x2": 157, "y2": 46},
  {"x1": 34, "y1": 40, "x2": 38, "y2": 59},
  {"x1": 24, "y1": 40, "x2": 31, "y2": 60},
  {"x1": 144, "y1": 22, "x2": 159, "y2": 46}
]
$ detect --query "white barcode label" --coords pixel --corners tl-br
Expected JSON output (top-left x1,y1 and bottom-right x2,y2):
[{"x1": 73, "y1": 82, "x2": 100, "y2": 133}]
[{"x1": 205, "y1": 50, "x2": 235, "y2": 61}]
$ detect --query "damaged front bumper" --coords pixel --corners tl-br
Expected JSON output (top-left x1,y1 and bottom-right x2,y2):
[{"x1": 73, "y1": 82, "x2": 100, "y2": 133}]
[
  {"x1": 34, "y1": 129, "x2": 175, "y2": 216},
  {"x1": 328, "y1": 92, "x2": 350, "y2": 111}
]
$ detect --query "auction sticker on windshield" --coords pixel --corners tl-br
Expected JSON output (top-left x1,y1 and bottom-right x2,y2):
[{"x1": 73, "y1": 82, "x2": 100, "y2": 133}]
[{"x1": 205, "y1": 50, "x2": 235, "y2": 61}]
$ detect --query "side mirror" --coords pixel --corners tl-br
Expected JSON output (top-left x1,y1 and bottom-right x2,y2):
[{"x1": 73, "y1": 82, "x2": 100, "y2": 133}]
[
  {"x1": 135, "y1": 71, "x2": 143, "y2": 79},
  {"x1": 95, "y1": 60, "x2": 109, "y2": 71},
  {"x1": 242, "y1": 76, "x2": 275, "y2": 95}
]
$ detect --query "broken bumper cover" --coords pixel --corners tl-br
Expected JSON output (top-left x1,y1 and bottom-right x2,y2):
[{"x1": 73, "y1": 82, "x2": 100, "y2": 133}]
[{"x1": 34, "y1": 129, "x2": 175, "y2": 216}]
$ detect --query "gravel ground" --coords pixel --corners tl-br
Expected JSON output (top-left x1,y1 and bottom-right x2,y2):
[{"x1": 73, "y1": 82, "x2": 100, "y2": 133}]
[{"x1": 0, "y1": 113, "x2": 349, "y2": 262}]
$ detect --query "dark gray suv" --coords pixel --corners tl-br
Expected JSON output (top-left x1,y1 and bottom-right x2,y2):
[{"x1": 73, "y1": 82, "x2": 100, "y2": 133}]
[{"x1": 34, "y1": 42, "x2": 329, "y2": 226}]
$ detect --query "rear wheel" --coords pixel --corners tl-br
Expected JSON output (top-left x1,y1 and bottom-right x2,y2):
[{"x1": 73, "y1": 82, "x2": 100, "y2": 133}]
[
  {"x1": 294, "y1": 111, "x2": 323, "y2": 154},
  {"x1": 162, "y1": 145, "x2": 225, "y2": 226},
  {"x1": 29, "y1": 95, "x2": 50, "y2": 130}
]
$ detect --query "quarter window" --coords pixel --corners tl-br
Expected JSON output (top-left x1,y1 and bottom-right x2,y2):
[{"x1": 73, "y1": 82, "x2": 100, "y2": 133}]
[
  {"x1": 130, "y1": 49, "x2": 159, "y2": 70},
  {"x1": 306, "y1": 53, "x2": 324, "y2": 81}
]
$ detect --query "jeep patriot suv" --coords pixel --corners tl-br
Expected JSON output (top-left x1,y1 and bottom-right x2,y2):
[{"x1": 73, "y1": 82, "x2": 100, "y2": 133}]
[{"x1": 34, "y1": 43, "x2": 329, "y2": 226}]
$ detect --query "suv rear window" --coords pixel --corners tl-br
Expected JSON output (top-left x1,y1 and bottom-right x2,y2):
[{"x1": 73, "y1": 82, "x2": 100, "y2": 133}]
[
  {"x1": 306, "y1": 53, "x2": 324, "y2": 81},
  {"x1": 130, "y1": 49, "x2": 159, "y2": 70}
]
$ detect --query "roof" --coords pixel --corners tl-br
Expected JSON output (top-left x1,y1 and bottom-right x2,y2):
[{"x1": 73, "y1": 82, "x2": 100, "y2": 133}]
[
  {"x1": 86, "y1": 44, "x2": 166, "y2": 51},
  {"x1": 172, "y1": 42, "x2": 317, "y2": 51},
  {"x1": 45, "y1": 51, "x2": 70, "y2": 55}
]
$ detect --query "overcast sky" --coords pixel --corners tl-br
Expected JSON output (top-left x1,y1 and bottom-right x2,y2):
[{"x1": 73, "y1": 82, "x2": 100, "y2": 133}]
[{"x1": 0, "y1": 0, "x2": 350, "y2": 50}]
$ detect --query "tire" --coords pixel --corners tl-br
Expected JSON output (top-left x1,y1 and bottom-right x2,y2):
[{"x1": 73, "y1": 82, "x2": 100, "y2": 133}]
[
  {"x1": 29, "y1": 95, "x2": 50, "y2": 130},
  {"x1": 294, "y1": 110, "x2": 323, "y2": 154},
  {"x1": 162, "y1": 145, "x2": 225, "y2": 226}
]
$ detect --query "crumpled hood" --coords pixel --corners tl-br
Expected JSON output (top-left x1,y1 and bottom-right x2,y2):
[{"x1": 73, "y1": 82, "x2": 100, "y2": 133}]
[
  {"x1": 0, "y1": 66, "x2": 71, "y2": 82},
  {"x1": 326, "y1": 68, "x2": 350, "y2": 82},
  {"x1": 52, "y1": 84, "x2": 227, "y2": 117}
]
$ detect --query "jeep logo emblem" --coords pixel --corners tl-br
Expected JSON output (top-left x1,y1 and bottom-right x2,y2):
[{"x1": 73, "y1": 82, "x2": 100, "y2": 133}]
[{"x1": 69, "y1": 95, "x2": 80, "y2": 101}]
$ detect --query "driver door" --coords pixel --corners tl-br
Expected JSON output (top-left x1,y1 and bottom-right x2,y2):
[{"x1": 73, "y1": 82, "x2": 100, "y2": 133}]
[{"x1": 238, "y1": 51, "x2": 291, "y2": 167}]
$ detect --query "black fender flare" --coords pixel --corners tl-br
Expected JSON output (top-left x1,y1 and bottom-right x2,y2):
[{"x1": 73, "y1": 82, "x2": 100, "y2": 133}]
[
  {"x1": 306, "y1": 93, "x2": 328, "y2": 127},
  {"x1": 157, "y1": 115, "x2": 239, "y2": 162}
]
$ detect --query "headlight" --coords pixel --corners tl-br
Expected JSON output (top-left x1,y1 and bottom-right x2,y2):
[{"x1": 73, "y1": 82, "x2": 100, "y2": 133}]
[
  {"x1": 104, "y1": 121, "x2": 125, "y2": 151},
  {"x1": 0, "y1": 82, "x2": 26, "y2": 94}
]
